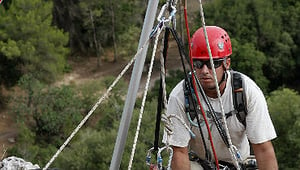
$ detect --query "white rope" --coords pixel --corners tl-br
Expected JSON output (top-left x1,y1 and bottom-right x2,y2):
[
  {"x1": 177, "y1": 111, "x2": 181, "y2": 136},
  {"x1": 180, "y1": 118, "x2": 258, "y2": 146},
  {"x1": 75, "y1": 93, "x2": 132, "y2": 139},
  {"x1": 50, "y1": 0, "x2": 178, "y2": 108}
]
[
  {"x1": 128, "y1": 2, "x2": 179, "y2": 168},
  {"x1": 160, "y1": 31, "x2": 168, "y2": 121},
  {"x1": 43, "y1": 37, "x2": 152, "y2": 170},
  {"x1": 127, "y1": 22, "x2": 164, "y2": 170},
  {"x1": 197, "y1": 0, "x2": 241, "y2": 168}
]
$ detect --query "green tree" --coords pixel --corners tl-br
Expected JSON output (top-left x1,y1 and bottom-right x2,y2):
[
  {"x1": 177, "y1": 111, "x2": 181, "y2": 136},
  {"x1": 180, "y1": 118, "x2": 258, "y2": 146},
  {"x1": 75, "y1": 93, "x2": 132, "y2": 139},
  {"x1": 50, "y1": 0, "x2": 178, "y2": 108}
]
[
  {"x1": 12, "y1": 76, "x2": 83, "y2": 144},
  {"x1": 267, "y1": 88, "x2": 300, "y2": 169},
  {"x1": 53, "y1": 99, "x2": 160, "y2": 169},
  {"x1": 54, "y1": 128, "x2": 116, "y2": 169},
  {"x1": 52, "y1": 0, "x2": 145, "y2": 60},
  {"x1": 0, "y1": 0, "x2": 69, "y2": 86},
  {"x1": 201, "y1": 0, "x2": 299, "y2": 92},
  {"x1": 230, "y1": 39, "x2": 269, "y2": 91},
  {"x1": 52, "y1": 0, "x2": 84, "y2": 53}
]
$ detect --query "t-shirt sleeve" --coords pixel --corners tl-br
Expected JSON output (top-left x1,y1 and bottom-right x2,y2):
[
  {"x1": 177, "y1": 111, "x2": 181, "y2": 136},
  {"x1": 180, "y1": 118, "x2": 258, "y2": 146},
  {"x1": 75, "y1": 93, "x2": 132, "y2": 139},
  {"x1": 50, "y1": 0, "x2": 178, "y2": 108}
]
[
  {"x1": 162, "y1": 82, "x2": 191, "y2": 147},
  {"x1": 244, "y1": 77, "x2": 277, "y2": 144}
]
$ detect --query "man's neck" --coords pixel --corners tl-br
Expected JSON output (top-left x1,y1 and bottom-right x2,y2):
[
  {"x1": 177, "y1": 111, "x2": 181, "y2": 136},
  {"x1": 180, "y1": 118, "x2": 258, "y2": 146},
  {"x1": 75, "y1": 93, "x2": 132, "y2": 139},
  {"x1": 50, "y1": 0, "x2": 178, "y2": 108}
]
[{"x1": 205, "y1": 80, "x2": 227, "y2": 98}]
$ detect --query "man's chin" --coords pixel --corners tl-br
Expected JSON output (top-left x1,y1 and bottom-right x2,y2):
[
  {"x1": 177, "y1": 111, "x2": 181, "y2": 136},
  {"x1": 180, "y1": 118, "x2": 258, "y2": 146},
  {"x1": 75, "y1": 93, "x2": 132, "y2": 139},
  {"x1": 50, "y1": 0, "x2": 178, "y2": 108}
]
[{"x1": 200, "y1": 84, "x2": 216, "y2": 91}]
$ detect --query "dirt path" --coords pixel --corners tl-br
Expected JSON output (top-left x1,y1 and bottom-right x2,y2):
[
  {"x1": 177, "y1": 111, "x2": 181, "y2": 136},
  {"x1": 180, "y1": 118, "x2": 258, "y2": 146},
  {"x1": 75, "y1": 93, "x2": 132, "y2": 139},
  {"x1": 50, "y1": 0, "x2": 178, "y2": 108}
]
[{"x1": 0, "y1": 109, "x2": 18, "y2": 158}]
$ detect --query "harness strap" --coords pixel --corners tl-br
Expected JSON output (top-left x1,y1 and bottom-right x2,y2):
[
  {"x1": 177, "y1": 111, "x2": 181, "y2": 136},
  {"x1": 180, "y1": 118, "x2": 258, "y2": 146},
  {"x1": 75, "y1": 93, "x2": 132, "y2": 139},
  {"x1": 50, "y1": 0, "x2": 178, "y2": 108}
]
[{"x1": 231, "y1": 71, "x2": 247, "y2": 127}]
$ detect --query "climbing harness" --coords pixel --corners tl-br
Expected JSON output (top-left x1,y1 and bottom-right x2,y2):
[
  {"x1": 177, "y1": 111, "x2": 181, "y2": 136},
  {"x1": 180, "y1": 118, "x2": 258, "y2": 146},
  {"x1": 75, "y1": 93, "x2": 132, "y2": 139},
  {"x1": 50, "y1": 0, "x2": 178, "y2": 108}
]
[{"x1": 231, "y1": 71, "x2": 247, "y2": 127}]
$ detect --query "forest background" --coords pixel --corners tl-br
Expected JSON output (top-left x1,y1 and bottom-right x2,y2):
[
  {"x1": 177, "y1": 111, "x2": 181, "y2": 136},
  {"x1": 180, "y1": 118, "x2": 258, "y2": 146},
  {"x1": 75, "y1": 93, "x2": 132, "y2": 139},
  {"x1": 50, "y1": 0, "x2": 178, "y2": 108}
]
[{"x1": 0, "y1": 0, "x2": 299, "y2": 169}]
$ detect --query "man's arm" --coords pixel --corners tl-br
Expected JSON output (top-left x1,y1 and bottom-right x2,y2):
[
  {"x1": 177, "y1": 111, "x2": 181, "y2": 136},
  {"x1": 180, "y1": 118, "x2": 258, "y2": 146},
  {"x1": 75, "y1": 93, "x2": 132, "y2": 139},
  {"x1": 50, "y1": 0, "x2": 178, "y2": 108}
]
[
  {"x1": 252, "y1": 141, "x2": 278, "y2": 170},
  {"x1": 171, "y1": 146, "x2": 190, "y2": 170}
]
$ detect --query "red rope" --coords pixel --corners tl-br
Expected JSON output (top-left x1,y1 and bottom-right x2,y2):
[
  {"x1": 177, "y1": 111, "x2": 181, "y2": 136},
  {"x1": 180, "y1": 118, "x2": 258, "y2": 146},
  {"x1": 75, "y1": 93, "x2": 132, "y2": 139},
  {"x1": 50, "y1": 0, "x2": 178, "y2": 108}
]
[{"x1": 183, "y1": 1, "x2": 219, "y2": 169}]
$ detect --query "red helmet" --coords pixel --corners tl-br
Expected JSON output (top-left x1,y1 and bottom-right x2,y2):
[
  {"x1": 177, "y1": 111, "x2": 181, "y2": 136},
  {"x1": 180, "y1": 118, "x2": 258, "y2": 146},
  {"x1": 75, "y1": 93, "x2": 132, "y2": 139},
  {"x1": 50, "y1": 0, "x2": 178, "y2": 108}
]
[{"x1": 191, "y1": 26, "x2": 232, "y2": 60}]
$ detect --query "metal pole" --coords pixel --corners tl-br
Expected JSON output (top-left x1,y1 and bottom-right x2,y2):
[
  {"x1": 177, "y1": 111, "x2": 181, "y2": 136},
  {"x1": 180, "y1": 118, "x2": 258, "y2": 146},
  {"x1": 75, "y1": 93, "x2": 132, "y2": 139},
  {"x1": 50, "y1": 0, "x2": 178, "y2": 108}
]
[{"x1": 109, "y1": 0, "x2": 159, "y2": 169}]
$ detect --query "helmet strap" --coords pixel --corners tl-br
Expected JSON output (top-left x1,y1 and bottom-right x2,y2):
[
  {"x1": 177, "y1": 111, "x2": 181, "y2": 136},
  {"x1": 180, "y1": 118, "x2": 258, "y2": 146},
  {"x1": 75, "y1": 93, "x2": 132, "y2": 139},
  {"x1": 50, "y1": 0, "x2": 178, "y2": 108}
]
[{"x1": 218, "y1": 69, "x2": 228, "y2": 86}]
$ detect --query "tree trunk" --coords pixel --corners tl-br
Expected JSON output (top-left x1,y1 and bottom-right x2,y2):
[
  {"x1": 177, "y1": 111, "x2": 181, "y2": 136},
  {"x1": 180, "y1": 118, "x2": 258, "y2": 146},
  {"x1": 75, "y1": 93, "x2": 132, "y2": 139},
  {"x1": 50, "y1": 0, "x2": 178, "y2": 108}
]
[
  {"x1": 179, "y1": 0, "x2": 185, "y2": 45},
  {"x1": 110, "y1": 0, "x2": 117, "y2": 62},
  {"x1": 89, "y1": 9, "x2": 101, "y2": 67}
]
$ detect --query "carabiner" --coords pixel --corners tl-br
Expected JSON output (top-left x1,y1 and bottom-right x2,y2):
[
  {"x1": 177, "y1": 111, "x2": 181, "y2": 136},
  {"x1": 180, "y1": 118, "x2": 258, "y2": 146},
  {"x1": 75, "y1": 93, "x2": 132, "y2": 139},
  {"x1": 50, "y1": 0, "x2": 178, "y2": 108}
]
[
  {"x1": 146, "y1": 147, "x2": 155, "y2": 166},
  {"x1": 157, "y1": 146, "x2": 173, "y2": 170}
]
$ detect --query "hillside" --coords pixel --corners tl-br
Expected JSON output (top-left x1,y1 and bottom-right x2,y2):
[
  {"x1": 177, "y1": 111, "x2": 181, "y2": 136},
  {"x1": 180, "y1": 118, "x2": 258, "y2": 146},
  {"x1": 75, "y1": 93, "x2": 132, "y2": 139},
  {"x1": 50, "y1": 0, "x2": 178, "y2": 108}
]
[
  {"x1": 0, "y1": 0, "x2": 199, "y2": 159},
  {"x1": 0, "y1": 36, "x2": 184, "y2": 158}
]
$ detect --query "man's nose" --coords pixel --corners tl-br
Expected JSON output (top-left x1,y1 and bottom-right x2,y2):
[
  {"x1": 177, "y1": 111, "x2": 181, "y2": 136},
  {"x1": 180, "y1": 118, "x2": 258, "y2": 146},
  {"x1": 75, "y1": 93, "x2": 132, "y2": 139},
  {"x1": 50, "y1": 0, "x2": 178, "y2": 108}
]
[{"x1": 199, "y1": 64, "x2": 210, "y2": 73}]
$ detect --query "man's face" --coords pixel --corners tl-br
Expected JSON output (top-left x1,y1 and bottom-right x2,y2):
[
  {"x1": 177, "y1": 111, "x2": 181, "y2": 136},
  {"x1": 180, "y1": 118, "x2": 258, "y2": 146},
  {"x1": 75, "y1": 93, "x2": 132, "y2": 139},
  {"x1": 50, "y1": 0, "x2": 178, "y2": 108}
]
[{"x1": 194, "y1": 58, "x2": 230, "y2": 91}]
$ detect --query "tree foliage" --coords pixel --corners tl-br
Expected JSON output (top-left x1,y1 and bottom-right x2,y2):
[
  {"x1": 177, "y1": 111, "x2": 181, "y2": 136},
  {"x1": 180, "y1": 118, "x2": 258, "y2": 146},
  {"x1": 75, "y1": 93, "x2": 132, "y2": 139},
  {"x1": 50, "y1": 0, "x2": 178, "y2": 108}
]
[
  {"x1": 12, "y1": 75, "x2": 83, "y2": 143},
  {"x1": 201, "y1": 0, "x2": 299, "y2": 91},
  {"x1": 53, "y1": 98, "x2": 160, "y2": 170},
  {"x1": 52, "y1": 0, "x2": 145, "y2": 59},
  {"x1": 267, "y1": 88, "x2": 300, "y2": 169},
  {"x1": 2, "y1": 0, "x2": 300, "y2": 169},
  {"x1": 230, "y1": 39, "x2": 269, "y2": 91},
  {"x1": 0, "y1": 0, "x2": 69, "y2": 86}
]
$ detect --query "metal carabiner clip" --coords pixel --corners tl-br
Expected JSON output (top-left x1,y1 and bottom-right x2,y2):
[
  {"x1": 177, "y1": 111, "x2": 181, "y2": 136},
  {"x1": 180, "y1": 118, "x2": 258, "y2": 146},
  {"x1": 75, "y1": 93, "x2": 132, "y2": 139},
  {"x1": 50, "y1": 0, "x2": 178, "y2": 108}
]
[
  {"x1": 157, "y1": 4, "x2": 168, "y2": 22},
  {"x1": 146, "y1": 147, "x2": 155, "y2": 166},
  {"x1": 157, "y1": 146, "x2": 173, "y2": 170}
]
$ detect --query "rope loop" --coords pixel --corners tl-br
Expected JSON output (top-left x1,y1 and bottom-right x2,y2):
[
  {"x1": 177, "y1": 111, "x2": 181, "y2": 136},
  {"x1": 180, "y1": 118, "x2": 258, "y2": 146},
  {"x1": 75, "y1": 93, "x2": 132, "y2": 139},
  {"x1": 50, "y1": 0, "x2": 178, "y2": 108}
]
[{"x1": 162, "y1": 113, "x2": 196, "y2": 139}]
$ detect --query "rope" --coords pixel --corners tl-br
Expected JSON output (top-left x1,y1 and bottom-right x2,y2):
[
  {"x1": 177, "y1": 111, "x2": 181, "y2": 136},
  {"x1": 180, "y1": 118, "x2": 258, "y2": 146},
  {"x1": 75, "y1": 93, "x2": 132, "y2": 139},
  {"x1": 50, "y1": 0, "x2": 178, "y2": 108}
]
[
  {"x1": 160, "y1": 31, "x2": 168, "y2": 124},
  {"x1": 43, "y1": 37, "x2": 152, "y2": 170},
  {"x1": 169, "y1": 27, "x2": 212, "y2": 161},
  {"x1": 0, "y1": 156, "x2": 40, "y2": 170},
  {"x1": 183, "y1": 0, "x2": 220, "y2": 167},
  {"x1": 154, "y1": 28, "x2": 170, "y2": 152},
  {"x1": 127, "y1": 19, "x2": 165, "y2": 170},
  {"x1": 197, "y1": 0, "x2": 241, "y2": 168}
]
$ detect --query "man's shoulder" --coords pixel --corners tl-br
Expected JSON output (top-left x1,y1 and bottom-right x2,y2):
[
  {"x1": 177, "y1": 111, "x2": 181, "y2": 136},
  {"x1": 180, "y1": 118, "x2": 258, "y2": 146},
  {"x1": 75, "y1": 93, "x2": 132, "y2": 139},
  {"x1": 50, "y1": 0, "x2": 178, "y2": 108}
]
[
  {"x1": 172, "y1": 79, "x2": 185, "y2": 91},
  {"x1": 229, "y1": 70, "x2": 259, "y2": 90},
  {"x1": 169, "y1": 79, "x2": 185, "y2": 97}
]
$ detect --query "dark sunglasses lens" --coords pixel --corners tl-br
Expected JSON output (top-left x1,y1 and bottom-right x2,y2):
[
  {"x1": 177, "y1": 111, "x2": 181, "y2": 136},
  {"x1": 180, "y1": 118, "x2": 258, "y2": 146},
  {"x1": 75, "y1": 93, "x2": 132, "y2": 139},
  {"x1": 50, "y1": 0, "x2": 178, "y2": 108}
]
[
  {"x1": 193, "y1": 59, "x2": 224, "y2": 69},
  {"x1": 213, "y1": 60, "x2": 223, "y2": 68},
  {"x1": 193, "y1": 60, "x2": 202, "y2": 69}
]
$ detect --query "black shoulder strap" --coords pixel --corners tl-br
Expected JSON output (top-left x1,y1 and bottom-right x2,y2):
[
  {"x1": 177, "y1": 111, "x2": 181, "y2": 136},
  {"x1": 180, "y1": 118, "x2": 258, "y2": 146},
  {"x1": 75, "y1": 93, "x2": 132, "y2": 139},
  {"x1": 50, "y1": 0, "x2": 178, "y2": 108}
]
[
  {"x1": 231, "y1": 70, "x2": 247, "y2": 127},
  {"x1": 183, "y1": 74, "x2": 197, "y2": 121}
]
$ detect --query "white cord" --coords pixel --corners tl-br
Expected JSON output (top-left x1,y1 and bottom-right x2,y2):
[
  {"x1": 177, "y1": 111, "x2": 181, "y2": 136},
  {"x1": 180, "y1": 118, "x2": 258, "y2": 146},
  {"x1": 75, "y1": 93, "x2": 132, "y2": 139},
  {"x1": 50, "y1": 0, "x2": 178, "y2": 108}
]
[
  {"x1": 197, "y1": 0, "x2": 241, "y2": 169},
  {"x1": 127, "y1": 22, "x2": 164, "y2": 170}
]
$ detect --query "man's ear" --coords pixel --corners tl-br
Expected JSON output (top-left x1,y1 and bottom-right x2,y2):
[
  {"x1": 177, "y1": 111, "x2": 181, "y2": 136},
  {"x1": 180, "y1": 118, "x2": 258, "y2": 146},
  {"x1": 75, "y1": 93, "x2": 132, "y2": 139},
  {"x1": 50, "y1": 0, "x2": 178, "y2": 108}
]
[{"x1": 224, "y1": 57, "x2": 231, "y2": 70}]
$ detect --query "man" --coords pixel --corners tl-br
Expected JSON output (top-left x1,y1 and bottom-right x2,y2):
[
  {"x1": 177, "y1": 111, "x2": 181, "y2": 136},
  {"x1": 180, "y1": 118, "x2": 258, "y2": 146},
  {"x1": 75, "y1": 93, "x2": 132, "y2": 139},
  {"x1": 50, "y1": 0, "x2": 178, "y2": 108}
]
[{"x1": 162, "y1": 26, "x2": 278, "y2": 169}]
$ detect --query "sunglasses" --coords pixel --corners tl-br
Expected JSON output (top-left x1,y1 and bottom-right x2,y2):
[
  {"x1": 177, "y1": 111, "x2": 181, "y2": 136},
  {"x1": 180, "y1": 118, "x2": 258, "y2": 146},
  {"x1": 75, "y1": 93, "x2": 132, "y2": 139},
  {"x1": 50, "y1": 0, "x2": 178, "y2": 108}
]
[{"x1": 193, "y1": 58, "x2": 225, "y2": 69}]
